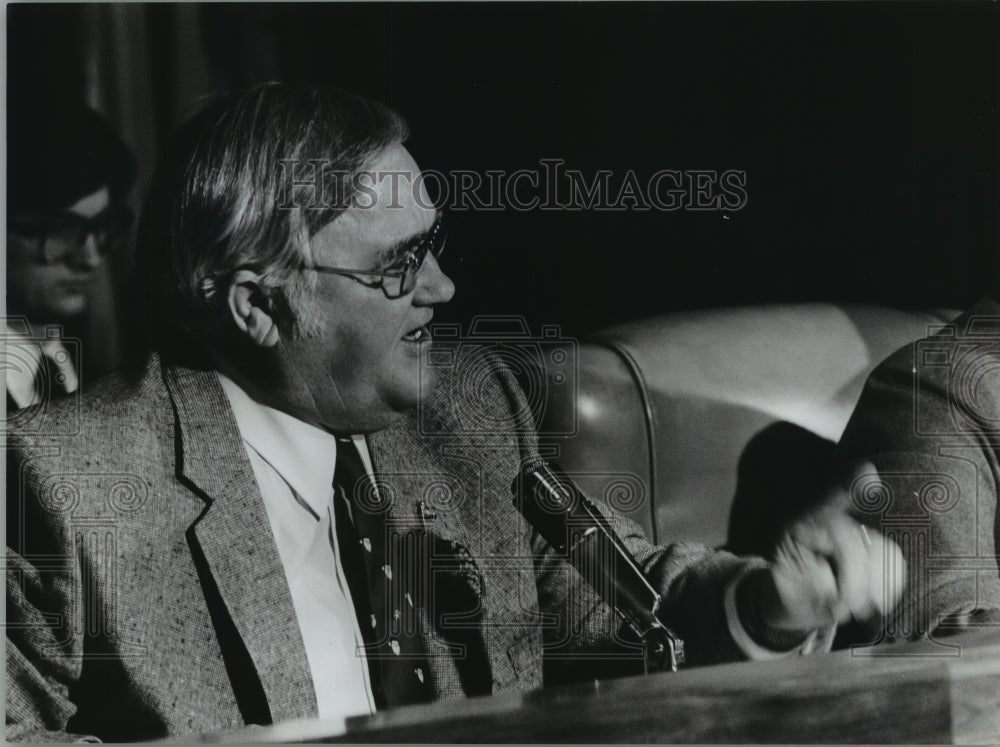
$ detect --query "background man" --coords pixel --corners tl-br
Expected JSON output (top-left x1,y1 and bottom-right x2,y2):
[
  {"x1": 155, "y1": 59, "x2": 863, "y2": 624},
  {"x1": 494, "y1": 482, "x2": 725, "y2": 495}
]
[
  {"x1": 839, "y1": 294, "x2": 1000, "y2": 644},
  {"x1": 7, "y1": 84, "x2": 901, "y2": 742},
  {"x1": 6, "y1": 103, "x2": 135, "y2": 409}
]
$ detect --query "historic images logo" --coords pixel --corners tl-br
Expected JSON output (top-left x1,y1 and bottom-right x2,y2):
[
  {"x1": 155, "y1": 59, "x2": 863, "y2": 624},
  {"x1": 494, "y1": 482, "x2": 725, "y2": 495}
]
[{"x1": 277, "y1": 158, "x2": 748, "y2": 213}]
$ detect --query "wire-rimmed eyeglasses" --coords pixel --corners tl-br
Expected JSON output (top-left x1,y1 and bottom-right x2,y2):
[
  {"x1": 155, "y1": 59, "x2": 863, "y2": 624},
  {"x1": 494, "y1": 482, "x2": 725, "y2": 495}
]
[{"x1": 310, "y1": 215, "x2": 447, "y2": 299}]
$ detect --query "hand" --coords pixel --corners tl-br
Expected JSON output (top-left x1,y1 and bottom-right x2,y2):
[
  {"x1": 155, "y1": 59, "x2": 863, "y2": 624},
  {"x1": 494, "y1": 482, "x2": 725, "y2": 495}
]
[{"x1": 757, "y1": 508, "x2": 906, "y2": 632}]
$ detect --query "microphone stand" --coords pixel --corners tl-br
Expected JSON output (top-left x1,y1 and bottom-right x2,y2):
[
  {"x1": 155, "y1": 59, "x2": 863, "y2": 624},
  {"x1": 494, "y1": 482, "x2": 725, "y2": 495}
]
[{"x1": 514, "y1": 461, "x2": 685, "y2": 673}]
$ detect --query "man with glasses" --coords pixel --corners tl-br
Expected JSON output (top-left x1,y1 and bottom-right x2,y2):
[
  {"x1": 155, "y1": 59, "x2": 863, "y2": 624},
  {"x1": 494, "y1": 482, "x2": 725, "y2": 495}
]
[
  {"x1": 7, "y1": 84, "x2": 901, "y2": 741},
  {"x1": 5, "y1": 103, "x2": 135, "y2": 410}
]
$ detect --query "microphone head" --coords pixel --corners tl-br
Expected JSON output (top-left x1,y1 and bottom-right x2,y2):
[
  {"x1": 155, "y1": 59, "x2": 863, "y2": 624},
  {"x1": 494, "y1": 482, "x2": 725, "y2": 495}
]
[
  {"x1": 513, "y1": 459, "x2": 576, "y2": 512},
  {"x1": 511, "y1": 459, "x2": 583, "y2": 553},
  {"x1": 519, "y1": 455, "x2": 550, "y2": 476}
]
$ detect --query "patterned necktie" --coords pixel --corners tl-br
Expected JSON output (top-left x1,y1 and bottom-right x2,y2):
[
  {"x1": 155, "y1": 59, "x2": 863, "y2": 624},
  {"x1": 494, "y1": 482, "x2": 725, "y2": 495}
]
[{"x1": 332, "y1": 437, "x2": 433, "y2": 708}]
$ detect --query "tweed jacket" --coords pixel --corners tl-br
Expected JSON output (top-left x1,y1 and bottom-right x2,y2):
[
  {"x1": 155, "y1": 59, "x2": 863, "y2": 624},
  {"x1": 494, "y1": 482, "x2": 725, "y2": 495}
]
[
  {"x1": 839, "y1": 297, "x2": 1000, "y2": 642},
  {"x1": 7, "y1": 351, "x2": 763, "y2": 742}
]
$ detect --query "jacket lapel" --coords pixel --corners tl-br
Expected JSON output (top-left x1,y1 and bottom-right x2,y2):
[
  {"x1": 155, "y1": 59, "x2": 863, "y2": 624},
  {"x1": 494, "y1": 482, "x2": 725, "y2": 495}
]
[
  {"x1": 366, "y1": 413, "x2": 485, "y2": 592},
  {"x1": 366, "y1": 413, "x2": 500, "y2": 695},
  {"x1": 162, "y1": 362, "x2": 318, "y2": 723}
]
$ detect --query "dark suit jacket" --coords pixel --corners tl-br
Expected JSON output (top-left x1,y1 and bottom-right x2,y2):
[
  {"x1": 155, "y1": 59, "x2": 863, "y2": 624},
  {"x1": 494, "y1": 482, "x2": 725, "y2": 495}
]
[
  {"x1": 7, "y1": 351, "x2": 763, "y2": 742},
  {"x1": 839, "y1": 297, "x2": 1000, "y2": 643}
]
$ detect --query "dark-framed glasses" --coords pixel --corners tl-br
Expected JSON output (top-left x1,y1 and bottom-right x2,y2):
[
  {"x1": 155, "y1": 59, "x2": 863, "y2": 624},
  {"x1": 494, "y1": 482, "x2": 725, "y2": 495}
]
[
  {"x1": 310, "y1": 214, "x2": 447, "y2": 299},
  {"x1": 9, "y1": 205, "x2": 134, "y2": 265}
]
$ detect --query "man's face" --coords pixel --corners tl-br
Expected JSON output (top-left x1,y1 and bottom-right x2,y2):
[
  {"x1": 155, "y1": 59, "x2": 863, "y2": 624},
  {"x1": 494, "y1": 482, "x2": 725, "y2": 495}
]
[
  {"x1": 279, "y1": 144, "x2": 456, "y2": 433},
  {"x1": 7, "y1": 186, "x2": 111, "y2": 321}
]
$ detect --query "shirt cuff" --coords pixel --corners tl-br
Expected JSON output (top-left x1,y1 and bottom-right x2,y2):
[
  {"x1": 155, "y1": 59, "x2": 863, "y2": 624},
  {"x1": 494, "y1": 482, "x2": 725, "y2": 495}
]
[{"x1": 723, "y1": 567, "x2": 818, "y2": 660}]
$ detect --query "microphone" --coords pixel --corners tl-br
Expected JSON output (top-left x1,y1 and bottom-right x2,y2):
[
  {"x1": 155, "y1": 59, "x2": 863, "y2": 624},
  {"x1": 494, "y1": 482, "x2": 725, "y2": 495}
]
[{"x1": 512, "y1": 459, "x2": 685, "y2": 672}]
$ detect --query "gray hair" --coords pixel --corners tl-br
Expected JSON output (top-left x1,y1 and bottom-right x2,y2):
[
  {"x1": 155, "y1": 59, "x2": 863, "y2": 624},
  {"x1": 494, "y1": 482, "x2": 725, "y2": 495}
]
[{"x1": 135, "y1": 82, "x2": 409, "y2": 352}]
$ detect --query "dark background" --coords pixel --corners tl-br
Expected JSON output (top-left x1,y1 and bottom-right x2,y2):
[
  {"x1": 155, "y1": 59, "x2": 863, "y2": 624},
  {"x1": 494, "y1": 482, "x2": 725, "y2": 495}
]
[{"x1": 9, "y1": 2, "x2": 999, "y2": 340}]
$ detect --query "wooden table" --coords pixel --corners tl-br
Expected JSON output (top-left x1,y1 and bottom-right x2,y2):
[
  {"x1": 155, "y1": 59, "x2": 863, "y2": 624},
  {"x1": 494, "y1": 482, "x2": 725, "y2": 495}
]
[{"x1": 207, "y1": 630, "x2": 1000, "y2": 743}]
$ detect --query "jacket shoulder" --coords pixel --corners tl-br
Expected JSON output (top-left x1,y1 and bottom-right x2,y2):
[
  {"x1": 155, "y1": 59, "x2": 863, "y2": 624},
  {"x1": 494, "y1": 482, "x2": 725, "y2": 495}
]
[
  {"x1": 7, "y1": 357, "x2": 172, "y2": 475},
  {"x1": 841, "y1": 297, "x2": 1000, "y2": 455},
  {"x1": 866, "y1": 297, "x2": 1000, "y2": 392}
]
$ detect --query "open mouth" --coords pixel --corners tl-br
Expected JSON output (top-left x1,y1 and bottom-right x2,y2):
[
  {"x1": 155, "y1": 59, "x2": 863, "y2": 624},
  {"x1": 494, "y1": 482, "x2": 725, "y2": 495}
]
[{"x1": 402, "y1": 325, "x2": 430, "y2": 343}]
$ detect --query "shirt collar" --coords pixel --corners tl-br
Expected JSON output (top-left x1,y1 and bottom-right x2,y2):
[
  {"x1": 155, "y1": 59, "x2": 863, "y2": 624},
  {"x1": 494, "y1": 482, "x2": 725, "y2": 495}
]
[
  {"x1": 217, "y1": 372, "x2": 340, "y2": 519},
  {"x1": 5, "y1": 323, "x2": 78, "y2": 408}
]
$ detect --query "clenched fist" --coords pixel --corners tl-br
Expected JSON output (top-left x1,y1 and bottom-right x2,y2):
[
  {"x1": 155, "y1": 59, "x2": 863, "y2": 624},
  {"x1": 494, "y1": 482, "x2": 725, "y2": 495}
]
[{"x1": 756, "y1": 508, "x2": 906, "y2": 633}]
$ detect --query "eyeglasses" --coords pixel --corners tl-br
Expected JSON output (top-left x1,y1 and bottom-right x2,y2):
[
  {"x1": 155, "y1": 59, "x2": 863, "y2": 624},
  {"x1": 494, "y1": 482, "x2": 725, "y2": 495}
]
[
  {"x1": 9, "y1": 205, "x2": 134, "y2": 265},
  {"x1": 310, "y1": 215, "x2": 447, "y2": 299}
]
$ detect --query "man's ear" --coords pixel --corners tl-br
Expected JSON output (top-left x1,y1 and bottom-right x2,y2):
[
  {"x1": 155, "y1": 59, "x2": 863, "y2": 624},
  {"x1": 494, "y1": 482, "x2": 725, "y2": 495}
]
[{"x1": 227, "y1": 270, "x2": 281, "y2": 348}]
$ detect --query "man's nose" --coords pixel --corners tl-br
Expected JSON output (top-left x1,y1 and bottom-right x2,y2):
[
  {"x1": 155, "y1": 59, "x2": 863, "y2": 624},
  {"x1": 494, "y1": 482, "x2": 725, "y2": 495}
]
[
  {"x1": 413, "y1": 253, "x2": 456, "y2": 305},
  {"x1": 70, "y1": 233, "x2": 103, "y2": 270}
]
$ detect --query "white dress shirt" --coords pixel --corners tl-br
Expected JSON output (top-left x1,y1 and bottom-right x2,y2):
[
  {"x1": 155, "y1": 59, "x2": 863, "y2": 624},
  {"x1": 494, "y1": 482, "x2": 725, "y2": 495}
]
[{"x1": 217, "y1": 373, "x2": 377, "y2": 725}]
